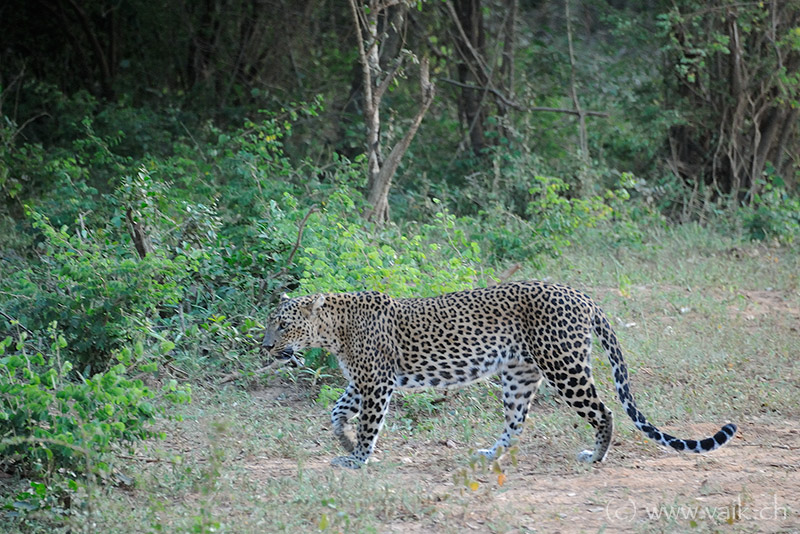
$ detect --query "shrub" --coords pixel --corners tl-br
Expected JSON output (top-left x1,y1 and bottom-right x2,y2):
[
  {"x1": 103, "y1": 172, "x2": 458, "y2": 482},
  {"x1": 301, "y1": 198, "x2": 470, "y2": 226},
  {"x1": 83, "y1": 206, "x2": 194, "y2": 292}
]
[
  {"x1": 741, "y1": 174, "x2": 800, "y2": 243},
  {"x1": 1, "y1": 205, "x2": 197, "y2": 373},
  {"x1": 295, "y1": 192, "x2": 487, "y2": 297},
  {"x1": 0, "y1": 325, "x2": 190, "y2": 482},
  {"x1": 469, "y1": 172, "x2": 631, "y2": 265},
  {"x1": 269, "y1": 189, "x2": 490, "y2": 369}
]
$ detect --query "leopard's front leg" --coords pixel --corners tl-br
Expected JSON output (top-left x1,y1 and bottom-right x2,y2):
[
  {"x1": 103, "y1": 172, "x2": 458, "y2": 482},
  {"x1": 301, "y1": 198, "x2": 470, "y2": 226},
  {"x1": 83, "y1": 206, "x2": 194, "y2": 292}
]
[
  {"x1": 331, "y1": 383, "x2": 361, "y2": 453},
  {"x1": 330, "y1": 380, "x2": 394, "y2": 469}
]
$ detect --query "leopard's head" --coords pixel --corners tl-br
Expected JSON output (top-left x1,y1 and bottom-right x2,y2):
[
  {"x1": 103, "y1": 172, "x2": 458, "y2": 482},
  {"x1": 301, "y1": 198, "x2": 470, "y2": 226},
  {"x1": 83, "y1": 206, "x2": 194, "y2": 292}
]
[{"x1": 261, "y1": 293, "x2": 326, "y2": 361}]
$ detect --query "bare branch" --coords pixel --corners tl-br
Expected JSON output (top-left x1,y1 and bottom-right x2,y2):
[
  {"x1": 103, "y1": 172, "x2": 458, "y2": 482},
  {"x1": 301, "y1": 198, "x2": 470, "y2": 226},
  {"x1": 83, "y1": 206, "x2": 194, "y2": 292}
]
[
  {"x1": 7, "y1": 112, "x2": 50, "y2": 144},
  {"x1": 441, "y1": 77, "x2": 609, "y2": 117},
  {"x1": 500, "y1": 0, "x2": 518, "y2": 95},
  {"x1": 440, "y1": 77, "x2": 523, "y2": 110},
  {"x1": 367, "y1": 58, "x2": 436, "y2": 222},
  {"x1": 257, "y1": 205, "x2": 318, "y2": 304},
  {"x1": 445, "y1": 0, "x2": 491, "y2": 81},
  {"x1": 528, "y1": 106, "x2": 609, "y2": 118},
  {"x1": 565, "y1": 0, "x2": 588, "y2": 158},
  {"x1": 0, "y1": 310, "x2": 34, "y2": 335},
  {"x1": 126, "y1": 206, "x2": 152, "y2": 259},
  {"x1": 487, "y1": 263, "x2": 521, "y2": 286},
  {"x1": 348, "y1": 0, "x2": 374, "y2": 120},
  {"x1": 285, "y1": 205, "x2": 318, "y2": 267},
  {"x1": 374, "y1": 57, "x2": 404, "y2": 103}
]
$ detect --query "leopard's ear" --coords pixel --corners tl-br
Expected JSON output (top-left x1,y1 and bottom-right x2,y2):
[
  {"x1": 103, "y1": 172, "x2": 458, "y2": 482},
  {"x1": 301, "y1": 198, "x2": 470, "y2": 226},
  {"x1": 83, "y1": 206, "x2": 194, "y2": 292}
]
[
  {"x1": 280, "y1": 293, "x2": 291, "y2": 302},
  {"x1": 300, "y1": 294, "x2": 325, "y2": 318},
  {"x1": 310, "y1": 294, "x2": 325, "y2": 315}
]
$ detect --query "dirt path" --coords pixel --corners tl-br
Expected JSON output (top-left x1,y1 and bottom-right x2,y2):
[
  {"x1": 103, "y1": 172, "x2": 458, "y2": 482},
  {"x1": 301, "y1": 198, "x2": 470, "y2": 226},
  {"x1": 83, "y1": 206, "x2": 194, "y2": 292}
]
[
  {"x1": 240, "y1": 415, "x2": 799, "y2": 533},
  {"x1": 474, "y1": 422, "x2": 800, "y2": 533}
]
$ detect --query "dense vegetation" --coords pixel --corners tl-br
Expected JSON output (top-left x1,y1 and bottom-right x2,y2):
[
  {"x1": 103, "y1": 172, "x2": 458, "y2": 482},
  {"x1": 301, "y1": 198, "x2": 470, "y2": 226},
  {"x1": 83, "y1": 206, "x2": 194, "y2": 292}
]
[{"x1": 0, "y1": 0, "x2": 798, "y2": 530}]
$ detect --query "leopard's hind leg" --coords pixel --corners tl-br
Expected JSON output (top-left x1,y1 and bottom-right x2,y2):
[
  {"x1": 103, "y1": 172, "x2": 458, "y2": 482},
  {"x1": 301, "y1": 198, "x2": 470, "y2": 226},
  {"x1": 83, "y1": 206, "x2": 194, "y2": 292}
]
[
  {"x1": 539, "y1": 328, "x2": 615, "y2": 463},
  {"x1": 478, "y1": 363, "x2": 543, "y2": 458}
]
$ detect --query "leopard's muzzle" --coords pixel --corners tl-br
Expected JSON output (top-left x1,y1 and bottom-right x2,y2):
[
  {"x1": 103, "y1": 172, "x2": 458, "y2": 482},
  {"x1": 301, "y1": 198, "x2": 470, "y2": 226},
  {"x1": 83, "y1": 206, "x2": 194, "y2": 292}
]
[{"x1": 261, "y1": 331, "x2": 299, "y2": 366}]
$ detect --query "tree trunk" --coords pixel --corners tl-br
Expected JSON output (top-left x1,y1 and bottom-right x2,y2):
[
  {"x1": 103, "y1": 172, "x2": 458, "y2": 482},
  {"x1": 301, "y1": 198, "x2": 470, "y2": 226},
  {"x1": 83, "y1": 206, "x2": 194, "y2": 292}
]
[
  {"x1": 664, "y1": 1, "x2": 800, "y2": 208},
  {"x1": 366, "y1": 58, "x2": 435, "y2": 222},
  {"x1": 349, "y1": 0, "x2": 435, "y2": 224},
  {"x1": 497, "y1": 0, "x2": 517, "y2": 143},
  {"x1": 452, "y1": 0, "x2": 488, "y2": 155}
]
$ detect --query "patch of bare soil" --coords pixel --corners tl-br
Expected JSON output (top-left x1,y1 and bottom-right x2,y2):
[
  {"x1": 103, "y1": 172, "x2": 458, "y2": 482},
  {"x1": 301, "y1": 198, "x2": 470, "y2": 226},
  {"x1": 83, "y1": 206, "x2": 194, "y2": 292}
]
[
  {"x1": 728, "y1": 290, "x2": 800, "y2": 326},
  {"x1": 473, "y1": 422, "x2": 799, "y2": 533},
  {"x1": 242, "y1": 417, "x2": 800, "y2": 533}
]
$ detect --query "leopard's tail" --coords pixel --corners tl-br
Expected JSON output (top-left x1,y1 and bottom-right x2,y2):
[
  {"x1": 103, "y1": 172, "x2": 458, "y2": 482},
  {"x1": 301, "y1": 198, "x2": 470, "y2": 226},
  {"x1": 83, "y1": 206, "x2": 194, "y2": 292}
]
[{"x1": 593, "y1": 309, "x2": 737, "y2": 453}]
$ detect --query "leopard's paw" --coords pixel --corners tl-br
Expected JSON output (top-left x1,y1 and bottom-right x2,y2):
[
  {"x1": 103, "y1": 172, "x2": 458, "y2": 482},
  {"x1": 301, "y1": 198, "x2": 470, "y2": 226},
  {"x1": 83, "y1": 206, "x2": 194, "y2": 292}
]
[{"x1": 330, "y1": 456, "x2": 364, "y2": 470}]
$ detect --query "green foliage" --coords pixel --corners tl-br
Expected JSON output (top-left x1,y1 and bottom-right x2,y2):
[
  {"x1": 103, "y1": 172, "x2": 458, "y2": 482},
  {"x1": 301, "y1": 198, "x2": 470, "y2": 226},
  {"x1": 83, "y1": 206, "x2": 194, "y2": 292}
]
[
  {"x1": 0, "y1": 116, "x2": 46, "y2": 205},
  {"x1": 396, "y1": 391, "x2": 443, "y2": 430},
  {"x1": 0, "y1": 5, "x2": 799, "y2": 530},
  {"x1": 0, "y1": 325, "x2": 190, "y2": 483},
  {"x1": 279, "y1": 188, "x2": 490, "y2": 369},
  {"x1": 296, "y1": 193, "x2": 486, "y2": 298},
  {"x1": 2, "y1": 207, "x2": 194, "y2": 373},
  {"x1": 316, "y1": 385, "x2": 345, "y2": 409},
  {"x1": 655, "y1": 0, "x2": 800, "y2": 202},
  {"x1": 454, "y1": 152, "x2": 634, "y2": 265},
  {"x1": 525, "y1": 173, "x2": 611, "y2": 249},
  {"x1": 741, "y1": 174, "x2": 800, "y2": 243}
]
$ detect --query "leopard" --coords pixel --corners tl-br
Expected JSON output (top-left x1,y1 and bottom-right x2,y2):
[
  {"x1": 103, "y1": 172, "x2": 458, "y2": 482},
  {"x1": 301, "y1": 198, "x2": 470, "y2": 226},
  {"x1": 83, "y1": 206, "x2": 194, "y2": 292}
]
[{"x1": 261, "y1": 281, "x2": 737, "y2": 469}]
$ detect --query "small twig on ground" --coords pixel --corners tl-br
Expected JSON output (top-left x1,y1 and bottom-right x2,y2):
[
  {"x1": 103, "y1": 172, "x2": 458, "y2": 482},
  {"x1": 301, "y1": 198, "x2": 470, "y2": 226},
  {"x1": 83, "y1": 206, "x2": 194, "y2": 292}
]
[
  {"x1": 739, "y1": 443, "x2": 796, "y2": 450},
  {"x1": 165, "y1": 362, "x2": 190, "y2": 379},
  {"x1": 218, "y1": 356, "x2": 301, "y2": 385},
  {"x1": 430, "y1": 394, "x2": 449, "y2": 405},
  {"x1": 115, "y1": 454, "x2": 165, "y2": 463}
]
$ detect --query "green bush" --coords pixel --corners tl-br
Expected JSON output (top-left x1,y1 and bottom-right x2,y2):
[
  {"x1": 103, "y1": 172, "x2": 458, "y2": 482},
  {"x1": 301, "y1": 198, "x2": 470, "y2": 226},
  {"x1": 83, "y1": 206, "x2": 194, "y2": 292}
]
[
  {"x1": 741, "y1": 174, "x2": 800, "y2": 243},
  {"x1": 294, "y1": 192, "x2": 486, "y2": 295},
  {"x1": 467, "y1": 172, "x2": 632, "y2": 265},
  {"x1": 0, "y1": 325, "x2": 190, "y2": 482},
  {"x1": 267, "y1": 189, "x2": 489, "y2": 369},
  {"x1": 1, "y1": 206, "x2": 197, "y2": 373}
]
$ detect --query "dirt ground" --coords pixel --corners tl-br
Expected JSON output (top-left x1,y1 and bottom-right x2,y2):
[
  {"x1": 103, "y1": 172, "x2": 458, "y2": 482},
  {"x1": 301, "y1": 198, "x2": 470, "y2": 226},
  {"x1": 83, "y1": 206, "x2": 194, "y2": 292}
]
[{"x1": 238, "y1": 389, "x2": 800, "y2": 533}]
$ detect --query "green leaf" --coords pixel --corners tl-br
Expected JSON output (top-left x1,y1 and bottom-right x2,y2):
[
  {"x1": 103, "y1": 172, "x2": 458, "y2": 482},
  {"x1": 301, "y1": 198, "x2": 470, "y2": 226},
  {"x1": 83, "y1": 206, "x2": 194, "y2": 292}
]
[{"x1": 30, "y1": 481, "x2": 47, "y2": 498}]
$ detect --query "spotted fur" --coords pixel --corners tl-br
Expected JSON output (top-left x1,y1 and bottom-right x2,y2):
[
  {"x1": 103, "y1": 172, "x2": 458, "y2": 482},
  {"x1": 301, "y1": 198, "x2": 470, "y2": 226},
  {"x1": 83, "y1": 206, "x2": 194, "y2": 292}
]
[{"x1": 261, "y1": 281, "x2": 737, "y2": 469}]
